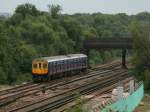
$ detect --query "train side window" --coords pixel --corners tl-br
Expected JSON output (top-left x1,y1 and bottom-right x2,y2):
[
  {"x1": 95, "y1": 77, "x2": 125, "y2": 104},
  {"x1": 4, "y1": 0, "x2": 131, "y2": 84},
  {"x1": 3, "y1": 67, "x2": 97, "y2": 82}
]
[
  {"x1": 53, "y1": 62, "x2": 55, "y2": 67},
  {"x1": 71, "y1": 59, "x2": 72, "y2": 67},
  {"x1": 57, "y1": 61, "x2": 60, "y2": 68},
  {"x1": 76, "y1": 59, "x2": 78, "y2": 64},
  {"x1": 50, "y1": 62, "x2": 52, "y2": 68},
  {"x1": 54, "y1": 62, "x2": 56, "y2": 67},
  {"x1": 67, "y1": 60, "x2": 70, "y2": 68},
  {"x1": 55, "y1": 62, "x2": 57, "y2": 66},
  {"x1": 61, "y1": 60, "x2": 63, "y2": 66},
  {"x1": 80, "y1": 59, "x2": 82, "y2": 66},
  {"x1": 39, "y1": 63, "x2": 41, "y2": 68},
  {"x1": 67, "y1": 60, "x2": 68, "y2": 68},
  {"x1": 49, "y1": 63, "x2": 51, "y2": 69},
  {"x1": 60, "y1": 61, "x2": 62, "y2": 70},
  {"x1": 73, "y1": 59, "x2": 75, "y2": 64},
  {"x1": 83, "y1": 58, "x2": 85, "y2": 66},
  {"x1": 82, "y1": 59, "x2": 84, "y2": 66},
  {"x1": 49, "y1": 63, "x2": 51, "y2": 73},
  {"x1": 75, "y1": 59, "x2": 77, "y2": 63},
  {"x1": 52, "y1": 62, "x2": 54, "y2": 67},
  {"x1": 79, "y1": 59, "x2": 81, "y2": 65},
  {"x1": 80, "y1": 58, "x2": 82, "y2": 66},
  {"x1": 33, "y1": 64, "x2": 37, "y2": 68},
  {"x1": 75, "y1": 59, "x2": 77, "y2": 67},
  {"x1": 64, "y1": 60, "x2": 66, "y2": 67},
  {"x1": 53, "y1": 62, "x2": 56, "y2": 72}
]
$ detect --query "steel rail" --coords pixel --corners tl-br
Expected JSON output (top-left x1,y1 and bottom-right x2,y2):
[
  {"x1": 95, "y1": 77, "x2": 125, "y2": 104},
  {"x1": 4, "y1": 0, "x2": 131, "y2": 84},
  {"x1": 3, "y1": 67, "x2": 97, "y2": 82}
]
[
  {"x1": 0, "y1": 59, "x2": 120, "y2": 97},
  {"x1": 8, "y1": 70, "x2": 129, "y2": 112},
  {"x1": 52, "y1": 76, "x2": 133, "y2": 112},
  {"x1": 0, "y1": 65, "x2": 121, "y2": 107},
  {"x1": 35, "y1": 74, "x2": 130, "y2": 112}
]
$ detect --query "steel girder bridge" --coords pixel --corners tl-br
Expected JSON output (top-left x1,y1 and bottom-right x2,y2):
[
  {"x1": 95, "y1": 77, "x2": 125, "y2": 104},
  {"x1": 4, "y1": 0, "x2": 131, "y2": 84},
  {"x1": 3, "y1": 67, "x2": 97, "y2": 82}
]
[{"x1": 83, "y1": 37, "x2": 133, "y2": 68}]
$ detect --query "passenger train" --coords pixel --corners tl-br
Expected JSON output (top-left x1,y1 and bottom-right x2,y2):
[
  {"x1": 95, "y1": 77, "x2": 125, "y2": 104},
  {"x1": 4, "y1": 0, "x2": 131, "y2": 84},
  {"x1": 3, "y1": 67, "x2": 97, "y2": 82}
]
[{"x1": 32, "y1": 54, "x2": 87, "y2": 82}]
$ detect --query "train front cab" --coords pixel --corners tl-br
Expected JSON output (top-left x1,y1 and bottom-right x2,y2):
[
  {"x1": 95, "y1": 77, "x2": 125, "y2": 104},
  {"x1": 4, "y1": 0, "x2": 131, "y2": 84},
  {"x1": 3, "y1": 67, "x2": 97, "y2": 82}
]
[{"x1": 32, "y1": 60, "x2": 48, "y2": 82}]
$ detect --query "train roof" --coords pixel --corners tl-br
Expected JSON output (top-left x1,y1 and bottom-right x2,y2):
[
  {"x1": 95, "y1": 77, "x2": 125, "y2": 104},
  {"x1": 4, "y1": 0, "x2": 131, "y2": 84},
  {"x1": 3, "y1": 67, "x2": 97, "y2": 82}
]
[{"x1": 33, "y1": 54, "x2": 87, "y2": 63}]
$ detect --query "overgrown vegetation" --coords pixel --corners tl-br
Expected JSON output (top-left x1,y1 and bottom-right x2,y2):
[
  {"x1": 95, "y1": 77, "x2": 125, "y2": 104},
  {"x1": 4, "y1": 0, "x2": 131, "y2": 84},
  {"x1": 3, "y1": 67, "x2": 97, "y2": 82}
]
[
  {"x1": 67, "y1": 93, "x2": 83, "y2": 112},
  {"x1": 0, "y1": 3, "x2": 150, "y2": 85},
  {"x1": 130, "y1": 23, "x2": 150, "y2": 89}
]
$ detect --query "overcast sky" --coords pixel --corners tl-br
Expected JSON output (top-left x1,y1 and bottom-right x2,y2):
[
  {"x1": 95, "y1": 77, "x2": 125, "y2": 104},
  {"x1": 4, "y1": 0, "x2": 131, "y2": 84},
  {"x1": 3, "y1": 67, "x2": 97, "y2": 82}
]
[{"x1": 1, "y1": 0, "x2": 150, "y2": 15}]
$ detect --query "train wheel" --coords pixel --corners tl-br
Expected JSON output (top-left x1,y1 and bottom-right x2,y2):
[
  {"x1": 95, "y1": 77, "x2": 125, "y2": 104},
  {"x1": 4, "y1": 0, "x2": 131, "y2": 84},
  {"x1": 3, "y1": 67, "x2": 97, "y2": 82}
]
[
  {"x1": 56, "y1": 74, "x2": 60, "y2": 79},
  {"x1": 64, "y1": 73, "x2": 67, "y2": 78},
  {"x1": 51, "y1": 75, "x2": 54, "y2": 80},
  {"x1": 48, "y1": 76, "x2": 51, "y2": 81},
  {"x1": 81, "y1": 68, "x2": 86, "y2": 73},
  {"x1": 59, "y1": 73, "x2": 63, "y2": 79}
]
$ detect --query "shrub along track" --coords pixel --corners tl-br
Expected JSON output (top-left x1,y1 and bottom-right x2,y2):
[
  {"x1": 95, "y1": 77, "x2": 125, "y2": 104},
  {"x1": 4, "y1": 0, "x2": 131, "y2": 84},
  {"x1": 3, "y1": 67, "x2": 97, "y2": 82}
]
[
  {"x1": 5, "y1": 68, "x2": 130, "y2": 112},
  {"x1": 0, "y1": 60, "x2": 121, "y2": 108}
]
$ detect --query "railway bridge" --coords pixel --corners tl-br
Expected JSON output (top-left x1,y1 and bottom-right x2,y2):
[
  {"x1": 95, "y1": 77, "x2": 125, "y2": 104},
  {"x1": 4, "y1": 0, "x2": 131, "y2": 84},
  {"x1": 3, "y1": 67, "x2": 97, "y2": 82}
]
[{"x1": 83, "y1": 37, "x2": 133, "y2": 68}]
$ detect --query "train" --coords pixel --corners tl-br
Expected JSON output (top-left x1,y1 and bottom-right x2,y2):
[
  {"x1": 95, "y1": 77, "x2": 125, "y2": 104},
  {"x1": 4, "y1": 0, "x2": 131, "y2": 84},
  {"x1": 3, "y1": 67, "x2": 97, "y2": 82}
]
[{"x1": 32, "y1": 54, "x2": 88, "y2": 82}]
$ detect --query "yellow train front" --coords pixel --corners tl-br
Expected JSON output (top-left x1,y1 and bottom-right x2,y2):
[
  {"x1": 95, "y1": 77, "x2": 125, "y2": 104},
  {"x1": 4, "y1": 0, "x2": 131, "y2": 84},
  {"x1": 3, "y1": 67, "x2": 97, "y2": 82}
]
[
  {"x1": 32, "y1": 59, "x2": 49, "y2": 81},
  {"x1": 32, "y1": 54, "x2": 87, "y2": 82}
]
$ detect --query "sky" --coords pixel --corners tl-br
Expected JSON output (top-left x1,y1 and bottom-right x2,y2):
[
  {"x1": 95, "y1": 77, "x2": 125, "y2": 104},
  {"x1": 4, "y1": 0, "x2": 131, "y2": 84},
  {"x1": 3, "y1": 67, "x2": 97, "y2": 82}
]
[{"x1": 0, "y1": 0, "x2": 150, "y2": 15}]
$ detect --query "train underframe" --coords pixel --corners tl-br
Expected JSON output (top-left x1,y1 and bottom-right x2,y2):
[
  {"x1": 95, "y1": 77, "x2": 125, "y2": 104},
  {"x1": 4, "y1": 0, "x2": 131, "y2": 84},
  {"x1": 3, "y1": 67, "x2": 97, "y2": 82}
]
[{"x1": 32, "y1": 68, "x2": 87, "y2": 82}]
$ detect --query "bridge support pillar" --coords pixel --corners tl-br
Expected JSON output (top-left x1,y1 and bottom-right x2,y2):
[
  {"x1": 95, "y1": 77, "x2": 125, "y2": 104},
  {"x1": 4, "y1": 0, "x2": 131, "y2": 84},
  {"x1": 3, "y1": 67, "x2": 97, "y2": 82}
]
[
  {"x1": 122, "y1": 49, "x2": 127, "y2": 68},
  {"x1": 86, "y1": 49, "x2": 90, "y2": 68},
  {"x1": 81, "y1": 48, "x2": 90, "y2": 68}
]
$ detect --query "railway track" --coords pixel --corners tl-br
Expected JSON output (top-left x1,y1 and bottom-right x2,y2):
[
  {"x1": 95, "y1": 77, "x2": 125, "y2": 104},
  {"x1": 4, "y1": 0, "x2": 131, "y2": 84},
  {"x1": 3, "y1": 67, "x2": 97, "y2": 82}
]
[
  {"x1": 7, "y1": 69, "x2": 130, "y2": 112},
  {"x1": 37, "y1": 73, "x2": 130, "y2": 112},
  {"x1": 90, "y1": 60, "x2": 121, "y2": 71},
  {"x1": 0, "y1": 60, "x2": 121, "y2": 95},
  {"x1": 0, "y1": 60, "x2": 122, "y2": 107},
  {"x1": 90, "y1": 58, "x2": 131, "y2": 71},
  {"x1": 1, "y1": 68, "x2": 121, "y2": 111},
  {"x1": 53, "y1": 76, "x2": 133, "y2": 112},
  {"x1": 0, "y1": 60, "x2": 120, "y2": 96},
  {"x1": 0, "y1": 82, "x2": 34, "y2": 96}
]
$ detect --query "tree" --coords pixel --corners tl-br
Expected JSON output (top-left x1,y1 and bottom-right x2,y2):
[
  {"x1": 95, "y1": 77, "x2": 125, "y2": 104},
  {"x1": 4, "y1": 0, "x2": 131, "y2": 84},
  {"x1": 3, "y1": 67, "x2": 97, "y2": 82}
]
[
  {"x1": 48, "y1": 4, "x2": 62, "y2": 18},
  {"x1": 135, "y1": 12, "x2": 150, "y2": 21},
  {"x1": 1, "y1": 3, "x2": 150, "y2": 85},
  {"x1": 15, "y1": 3, "x2": 40, "y2": 19},
  {"x1": 130, "y1": 22, "x2": 150, "y2": 89}
]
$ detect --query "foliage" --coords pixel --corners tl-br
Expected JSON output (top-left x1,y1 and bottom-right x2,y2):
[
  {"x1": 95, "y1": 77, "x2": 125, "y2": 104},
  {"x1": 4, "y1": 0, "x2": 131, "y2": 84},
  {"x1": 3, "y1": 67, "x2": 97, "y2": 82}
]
[
  {"x1": 48, "y1": 4, "x2": 62, "y2": 18},
  {"x1": 0, "y1": 3, "x2": 150, "y2": 84},
  {"x1": 130, "y1": 23, "x2": 150, "y2": 89},
  {"x1": 15, "y1": 3, "x2": 40, "y2": 18},
  {"x1": 68, "y1": 93, "x2": 83, "y2": 112}
]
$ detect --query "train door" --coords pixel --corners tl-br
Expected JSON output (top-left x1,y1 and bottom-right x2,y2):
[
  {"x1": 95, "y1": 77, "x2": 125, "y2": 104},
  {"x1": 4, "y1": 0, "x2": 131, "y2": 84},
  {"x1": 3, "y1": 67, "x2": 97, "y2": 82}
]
[
  {"x1": 54, "y1": 62, "x2": 57, "y2": 74},
  {"x1": 60, "y1": 60, "x2": 63, "y2": 72},
  {"x1": 49, "y1": 62, "x2": 52, "y2": 75}
]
